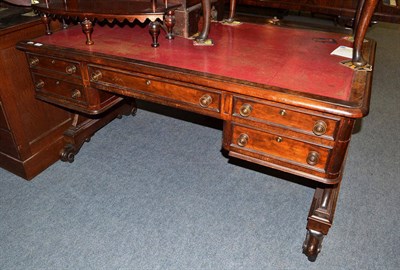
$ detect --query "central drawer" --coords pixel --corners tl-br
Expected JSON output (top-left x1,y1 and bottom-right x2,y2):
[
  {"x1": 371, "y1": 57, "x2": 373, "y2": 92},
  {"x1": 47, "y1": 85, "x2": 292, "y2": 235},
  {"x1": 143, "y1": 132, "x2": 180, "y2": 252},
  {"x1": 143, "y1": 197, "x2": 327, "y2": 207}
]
[{"x1": 87, "y1": 65, "x2": 221, "y2": 115}]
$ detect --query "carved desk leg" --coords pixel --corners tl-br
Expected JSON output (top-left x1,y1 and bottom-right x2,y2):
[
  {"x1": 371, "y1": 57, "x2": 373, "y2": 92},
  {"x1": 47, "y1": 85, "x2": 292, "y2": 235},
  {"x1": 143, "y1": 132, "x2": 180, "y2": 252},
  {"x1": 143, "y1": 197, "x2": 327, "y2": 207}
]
[
  {"x1": 303, "y1": 181, "x2": 341, "y2": 261},
  {"x1": 40, "y1": 13, "x2": 52, "y2": 35},
  {"x1": 149, "y1": 21, "x2": 161, "y2": 48},
  {"x1": 226, "y1": 0, "x2": 237, "y2": 23},
  {"x1": 81, "y1": 18, "x2": 94, "y2": 45},
  {"x1": 352, "y1": 0, "x2": 379, "y2": 66},
  {"x1": 195, "y1": 0, "x2": 213, "y2": 44},
  {"x1": 60, "y1": 99, "x2": 136, "y2": 163}
]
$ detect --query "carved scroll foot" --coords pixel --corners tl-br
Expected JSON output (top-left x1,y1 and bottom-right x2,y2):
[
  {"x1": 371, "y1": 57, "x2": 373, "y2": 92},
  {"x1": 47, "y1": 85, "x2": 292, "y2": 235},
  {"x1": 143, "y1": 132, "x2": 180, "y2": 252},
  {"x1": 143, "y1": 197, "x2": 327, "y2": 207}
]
[
  {"x1": 303, "y1": 183, "x2": 341, "y2": 260},
  {"x1": 164, "y1": 10, "x2": 176, "y2": 40},
  {"x1": 40, "y1": 14, "x2": 52, "y2": 35},
  {"x1": 149, "y1": 21, "x2": 161, "y2": 48},
  {"x1": 81, "y1": 18, "x2": 94, "y2": 45},
  {"x1": 60, "y1": 144, "x2": 77, "y2": 163}
]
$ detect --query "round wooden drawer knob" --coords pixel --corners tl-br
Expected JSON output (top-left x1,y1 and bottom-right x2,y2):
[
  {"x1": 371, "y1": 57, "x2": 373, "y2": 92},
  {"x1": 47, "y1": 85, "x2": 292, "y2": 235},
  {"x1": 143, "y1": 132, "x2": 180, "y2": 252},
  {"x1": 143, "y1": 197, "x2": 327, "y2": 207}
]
[
  {"x1": 71, "y1": 89, "x2": 81, "y2": 99},
  {"x1": 239, "y1": 103, "x2": 252, "y2": 117},
  {"x1": 90, "y1": 70, "x2": 102, "y2": 82},
  {"x1": 66, "y1": 65, "x2": 77, "y2": 74},
  {"x1": 199, "y1": 94, "x2": 212, "y2": 108},
  {"x1": 313, "y1": 120, "x2": 327, "y2": 136},
  {"x1": 237, "y1": 133, "x2": 249, "y2": 147},
  {"x1": 35, "y1": 79, "x2": 45, "y2": 89},
  {"x1": 29, "y1": 57, "x2": 39, "y2": 67},
  {"x1": 306, "y1": 151, "x2": 320, "y2": 166}
]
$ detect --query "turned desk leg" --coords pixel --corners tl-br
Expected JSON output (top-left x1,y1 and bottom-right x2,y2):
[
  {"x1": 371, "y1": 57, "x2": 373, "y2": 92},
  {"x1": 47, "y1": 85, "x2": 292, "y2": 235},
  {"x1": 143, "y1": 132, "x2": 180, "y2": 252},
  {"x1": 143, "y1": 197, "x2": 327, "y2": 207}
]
[
  {"x1": 195, "y1": 0, "x2": 212, "y2": 44},
  {"x1": 149, "y1": 21, "x2": 161, "y2": 48},
  {"x1": 81, "y1": 18, "x2": 94, "y2": 45},
  {"x1": 164, "y1": 10, "x2": 176, "y2": 40},
  {"x1": 352, "y1": 0, "x2": 379, "y2": 66},
  {"x1": 226, "y1": 0, "x2": 237, "y2": 23},
  {"x1": 303, "y1": 182, "x2": 341, "y2": 261},
  {"x1": 40, "y1": 14, "x2": 52, "y2": 35}
]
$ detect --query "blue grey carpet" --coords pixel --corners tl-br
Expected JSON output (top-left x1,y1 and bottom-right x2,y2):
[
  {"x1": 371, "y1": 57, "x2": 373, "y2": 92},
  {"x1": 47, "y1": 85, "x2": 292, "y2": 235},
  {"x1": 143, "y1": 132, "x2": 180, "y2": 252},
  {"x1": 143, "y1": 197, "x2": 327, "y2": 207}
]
[{"x1": 0, "y1": 20, "x2": 399, "y2": 269}]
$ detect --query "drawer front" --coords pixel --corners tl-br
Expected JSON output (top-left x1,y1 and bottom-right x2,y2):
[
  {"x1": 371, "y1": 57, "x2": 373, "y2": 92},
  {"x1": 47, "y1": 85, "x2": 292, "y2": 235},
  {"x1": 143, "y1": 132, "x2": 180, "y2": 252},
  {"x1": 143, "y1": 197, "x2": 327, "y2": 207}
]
[
  {"x1": 233, "y1": 97, "x2": 339, "y2": 140},
  {"x1": 0, "y1": 101, "x2": 10, "y2": 131},
  {"x1": 32, "y1": 73, "x2": 87, "y2": 105},
  {"x1": 27, "y1": 54, "x2": 81, "y2": 78},
  {"x1": 87, "y1": 66, "x2": 221, "y2": 113},
  {"x1": 231, "y1": 124, "x2": 331, "y2": 171},
  {"x1": 0, "y1": 129, "x2": 19, "y2": 158}
]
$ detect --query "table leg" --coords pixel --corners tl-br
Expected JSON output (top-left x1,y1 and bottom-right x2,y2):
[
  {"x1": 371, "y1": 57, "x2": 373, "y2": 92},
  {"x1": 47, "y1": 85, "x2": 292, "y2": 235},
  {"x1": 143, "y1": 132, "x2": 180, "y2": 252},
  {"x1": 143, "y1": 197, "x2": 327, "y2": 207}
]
[
  {"x1": 81, "y1": 18, "x2": 94, "y2": 45},
  {"x1": 149, "y1": 21, "x2": 161, "y2": 48},
  {"x1": 303, "y1": 182, "x2": 341, "y2": 261},
  {"x1": 352, "y1": 0, "x2": 379, "y2": 66},
  {"x1": 195, "y1": 0, "x2": 213, "y2": 44},
  {"x1": 60, "y1": 99, "x2": 136, "y2": 163},
  {"x1": 40, "y1": 13, "x2": 52, "y2": 35},
  {"x1": 164, "y1": 10, "x2": 176, "y2": 40},
  {"x1": 226, "y1": 0, "x2": 237, "y2": 23}
]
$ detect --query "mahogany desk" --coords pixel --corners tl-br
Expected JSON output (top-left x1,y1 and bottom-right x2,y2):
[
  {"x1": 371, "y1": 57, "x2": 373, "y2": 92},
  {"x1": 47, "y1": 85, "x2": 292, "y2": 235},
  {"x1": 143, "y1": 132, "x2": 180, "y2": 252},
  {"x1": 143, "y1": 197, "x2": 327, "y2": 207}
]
[{"x1": 17, "y1": 22, "x2": 375, "y2": 260}]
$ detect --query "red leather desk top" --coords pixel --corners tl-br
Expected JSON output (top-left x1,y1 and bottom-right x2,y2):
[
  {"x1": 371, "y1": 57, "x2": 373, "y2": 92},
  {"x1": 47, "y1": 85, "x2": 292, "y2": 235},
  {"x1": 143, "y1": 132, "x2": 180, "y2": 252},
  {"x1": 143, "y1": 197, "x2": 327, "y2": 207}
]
[{"x1": 34, "y1": 22, "x2": 356, "y2": 101}]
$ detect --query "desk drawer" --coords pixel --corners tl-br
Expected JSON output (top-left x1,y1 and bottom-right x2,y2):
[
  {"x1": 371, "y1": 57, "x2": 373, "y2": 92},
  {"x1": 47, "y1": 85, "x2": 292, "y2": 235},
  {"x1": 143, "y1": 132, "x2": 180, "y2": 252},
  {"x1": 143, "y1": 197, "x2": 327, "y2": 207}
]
[
  {"x1": 27, "y1": 53, "x2": 81, "y2": 78},
  {"x1": 32, "y1": 73, "x2": 87, "y2": 105},
  {"x1": 230, "y1": 124, "x2": 331, "y2": 172},
  {"x1": 87, "y1": 66, "x2": 221, "y2": 113},
  {"x1": 233, "y1": 97, "x2": 339, "y2": 140}
]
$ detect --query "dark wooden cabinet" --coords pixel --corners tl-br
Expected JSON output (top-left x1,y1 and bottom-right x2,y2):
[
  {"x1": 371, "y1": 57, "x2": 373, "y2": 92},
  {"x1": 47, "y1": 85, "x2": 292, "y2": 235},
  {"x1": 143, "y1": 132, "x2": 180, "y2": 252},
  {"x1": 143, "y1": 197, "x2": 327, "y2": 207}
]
[
  {"x1": 0, "y1": 6, "x2": 72, "y2": 180},
  {"x1": 237, "y1": 0, "x2": 400, "y2": 23}
]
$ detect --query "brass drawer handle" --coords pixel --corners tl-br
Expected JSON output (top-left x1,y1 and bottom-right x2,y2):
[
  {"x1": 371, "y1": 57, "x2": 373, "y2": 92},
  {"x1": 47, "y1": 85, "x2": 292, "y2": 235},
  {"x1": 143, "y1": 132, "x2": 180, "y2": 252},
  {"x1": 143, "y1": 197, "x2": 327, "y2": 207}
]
[
  {"x1": 35, "y1": 79, "x2": 45, "y2": 89},
  {"x1": 279, "y1": 109, "x2": 286, "y2": 116},
  {"x1": 237, "y1": 133, "x2": 249, "y2": 147},
  {"x1": 239, "y1": 103, "x2": 252, "y2": 117},
  {"x1": 90, "y1": 70, "x2": 102, "y2": 82},
  {"x1": 306, "y1": 151, "x2": 320, "y2": 166},
  {"x1": 313, "y1": 120, "x2": 327, "y2": 136},
  {"x1": 146, "y1": 80, "x2": 151, "y2": 86},
  {"x1": 29, "y1": 57, "x2": 39, "y2": 67},
  {"x1": 71, "y1": 89, "x2": 81, "y2": 99},
  {"x1": 199, "y1": 94, "x2": 212, "y2": 108},
  {"x1": 66, "y1": 65, "x2": 77, "y2": 74},
  {"x1": 276, "y1": 136, "x2": 283, "y2": 143}
]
